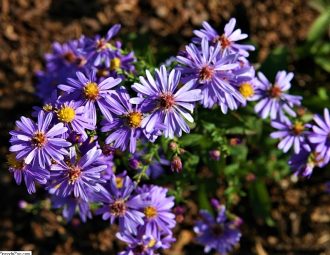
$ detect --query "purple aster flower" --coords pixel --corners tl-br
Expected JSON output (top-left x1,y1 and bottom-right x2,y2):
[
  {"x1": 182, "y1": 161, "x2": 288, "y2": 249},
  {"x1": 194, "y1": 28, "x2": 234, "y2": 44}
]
[
  {"x1": 51, "y1": 194, "x2": 92, "y2": 222},
  {"x1": 117, "y1": 226, "x2": 175, "y2": 255},
  {"x1": 231, "y1": 60, "x2": 260, "y2": 105},
  {"x1": 177, "y1": 38, "x2": 245, "y2": 112},
  {"x1": 85, "y1": 24, "x2": 121, "y2": 67},
  {"x1": 9, "y1": 111, "x2": 70, "y2": 168},
  {"x1": 45, "y1": 38, "x2": 87, "y2": 73},
  {"x1": 131, "y1": 65, "x2": 202, "y2": 138},
  {"x1": 193, "y1": 18, "x2": 255, "y2": 57},
  {"x1": 101, "y1": 87, "x2": 152, "y2": 153},
  {"x1": 136, "y1": 185, "x2": 176, "y2": 234},
  {"x1": 254, "y1": 71, "x2": 302, "y2": 120},
  {"x1": 270, "y1": 118, "x2": 311, "y2": 154},
  {"x1": 48, "y1": 146, "x2": 107, "y2": 201},
  {"x1": 96, "y1": 175, "x2": 144, "y2": 234},
  {"x1": 55, "y1": 101, "x2": 95, "y2": 141},
  {"x1": 194, "y1": 206, "x2": 241, "y2": 254},
  {"x1": 7, "y1": 153, "x2": 49, "y2": 194},
  {"x1": 110, "y1": 48, "x2": 136, "y2": 74},
  {"x1": 288, "y1": 146, "x2": 326, "y2": 178},
  {"x1": 309, "y1": 108, "x2": 330, "y2": 164},
  {"x1": 58, "y1": 70, "x2": 122, "y2": 125}
]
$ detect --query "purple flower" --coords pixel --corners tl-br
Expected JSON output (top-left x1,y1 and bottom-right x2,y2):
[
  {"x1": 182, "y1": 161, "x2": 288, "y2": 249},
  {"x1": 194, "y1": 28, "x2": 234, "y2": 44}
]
[
  {"x1": 101, "y1": 87, "x2": 151, "y2": 153},
  {"x1": 96, "y1": 176, "x2": 144, "y2": 234},
  {"x1": 136, "y1": 185, "x2": 176, "y2": 234},
  {"x1": 177, "y1": 38, "x2": 244, "y2": 112},
  {"x1": 45, "y1": 38, "x2": 87, "y2": 73},
  {"x1": 270, "y1": 118, "x2": 311, "y2": 153},
  {"x1": 231, "y1": 61, "x2": 260, "y2": 105},
  {"x1": 254, "y1": 71, "x2": 302, "y2": 120},
  {"x1": 288, "y1": 146, "x2": 326, "y2": 178},
  {"x1": 55, "y1": 101, "x2": 95, "y2": 141},
  {"x1": 51, "y1": 194, "x2": 92, "y2": 222},
  {"x1": 193, "y1": 18, "x2": 255, "y2": 57},
  {"x1": 9, "y1": 111, "x2": 70, "y2": 168},
  {"x1": 109, "y1": 48, "x2": 136, "y2": 74},
  {"x1": 131, "y1": 65, "x2": 202, "y2": 138},
  {"x1": 7, "y1": 153, "x2": 49, "y2": 194},
  {"x1": 48, "y1": 146, "x2": 107, "y2": 201},
  {"x1": 94, "y1": 44, "x2": 136, "y2": 81},
  {"x1": 85, "y1": 24, "x2": 121, "y2": 67},
  {"x1": 117, "y1": 226, "x2": 175, "y2": 255},
  {"x1": 58, "y1": 70, "x2": 122, "y2": 125},
  {"x1": 194, "y1": 206, "x2": 241, "y2": 254},
  {"x1": 309, "y1": 108, "x2": 330, "y2": 164}
]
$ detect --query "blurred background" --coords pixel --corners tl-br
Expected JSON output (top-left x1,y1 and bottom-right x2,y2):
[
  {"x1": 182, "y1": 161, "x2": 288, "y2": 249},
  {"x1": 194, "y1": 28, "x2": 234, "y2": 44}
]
[{"x1": 0, "y1": 0, "x2": 329, "y2": 254}]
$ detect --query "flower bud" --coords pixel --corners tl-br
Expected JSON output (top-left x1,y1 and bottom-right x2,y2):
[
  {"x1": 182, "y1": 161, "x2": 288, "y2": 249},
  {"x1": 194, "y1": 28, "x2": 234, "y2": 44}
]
[
  {"x1": 171, "y1": 156, "x2": 182, "y2": 172},
  {"x1": 129, "y1": 158, "x2": 141, "y2": 170},
  {"x1": 209, "y1": 149, "x2": 221, "y2": 161},
  {"x1": 169, "y1": 141, "x2": 178, "y2": 151},
  {"x1": 211, "y1": 198, "x2": 221, "y2": 210}
]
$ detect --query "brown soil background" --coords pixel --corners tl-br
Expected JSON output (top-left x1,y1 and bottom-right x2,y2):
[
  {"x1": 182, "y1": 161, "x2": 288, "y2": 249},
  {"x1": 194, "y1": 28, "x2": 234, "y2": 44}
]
[{"x1": 1, "y1": 0, "x2": 329, "y2": 254}]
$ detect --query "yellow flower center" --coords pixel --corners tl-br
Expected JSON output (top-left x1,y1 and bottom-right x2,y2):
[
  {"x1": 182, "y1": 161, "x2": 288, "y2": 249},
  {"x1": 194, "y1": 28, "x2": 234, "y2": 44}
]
[
  {"x1": 32, "y1": 131, "x2": 47, "y2": 147},
  {"x1": 43, "y1": 104, "x2": 53, "y2": 112},
  {"x1": 84, "y1": 82, "x2": 99, "y2": 100},
  {"x1": 144, "y1": 206, "x2": 157, "y2": 219},
  {"x1": 115, "y1": 177, "x2": 124, "y2": 188},
  {"x1": 239, "y1": 82, "x2": 254, "y2": 98},
  {"x1": 292, "y1": 121, "x2": 304, "y2": 135},
  {"x1": 110, "y1": 57, "x2": 121, "y2": 71},
  {"x1": 127, "y1": 112, "x2": 142, "y2": 128},
  {"x1": 148, "y1": 239, "x2": 157, "y2": 248},
  {"x1": 57, "y1": 106, "x2": 76, "y2": 123},
  {"x1": 7, "y1": 153, "x2": 24, "y2": 169}
]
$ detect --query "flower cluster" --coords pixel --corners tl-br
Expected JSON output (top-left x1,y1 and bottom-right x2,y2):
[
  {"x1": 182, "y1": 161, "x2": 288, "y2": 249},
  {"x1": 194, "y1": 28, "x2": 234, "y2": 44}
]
[{"x1": 8, "y1": 18, "x2": 329, "y2": 254}]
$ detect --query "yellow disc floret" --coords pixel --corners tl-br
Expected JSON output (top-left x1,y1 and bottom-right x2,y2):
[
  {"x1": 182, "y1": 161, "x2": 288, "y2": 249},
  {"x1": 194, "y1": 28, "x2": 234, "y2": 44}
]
[
  {"x1": 292, "y1": 121, "x2": 304, "y2": 135},
  {"x1": 32, "y1": 131, "x2": 47, "y2": 147},
  {"x1": 115, "y1": 177, "x2": 124, "y2": 188},
  {"x1": 148, "y1": 239, "x2": 157, "y2": 248},
  {"x1": 239, "y1": 82, "x2": 254, "y2": 98},
  {"x1": 144, "y1": 206, "x2": 157, "y2": 219},
  {"x1": 57, "y1": 105, "x2": 76, "y2": 123},
  {"x1": 7, "y1": 153, "x2": 24, "y2": 169},
  {"x1": 84, "y1": 82, "x2": 99, "y2": 100},
  {"x1": 110, "y1": 57, "x2": 121, "y2": 71},
  {"x1": 43, "y1": 104, "x2": 53, "y2": 112},
  {"x1": 127, "y1": 112, "x2": 142, "y2": 128}
]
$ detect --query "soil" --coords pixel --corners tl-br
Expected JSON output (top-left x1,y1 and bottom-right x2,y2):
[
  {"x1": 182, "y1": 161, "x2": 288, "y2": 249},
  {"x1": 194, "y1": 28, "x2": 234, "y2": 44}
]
[{"x1": 1, "y1": 1, "x2": 329, "y2": 254}]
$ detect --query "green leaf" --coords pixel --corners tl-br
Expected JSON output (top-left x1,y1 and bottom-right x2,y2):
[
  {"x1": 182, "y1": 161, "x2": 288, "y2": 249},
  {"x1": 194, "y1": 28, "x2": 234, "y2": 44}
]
[
  {"x1": 197, "y1": 182, "x2": 213, "y2": 212},
  {"x1": 248, "y1": 179, "x2": 274, "y2": 226},
  {"x1": 315, "y1": 55, "x2": 330, "y2": 72},
  {"x1": 180, "y1": 134, "x2": 204, "y2": 147},
  {"x1": 307, "y1": 10, "x2": 330, "y2": 42}
]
